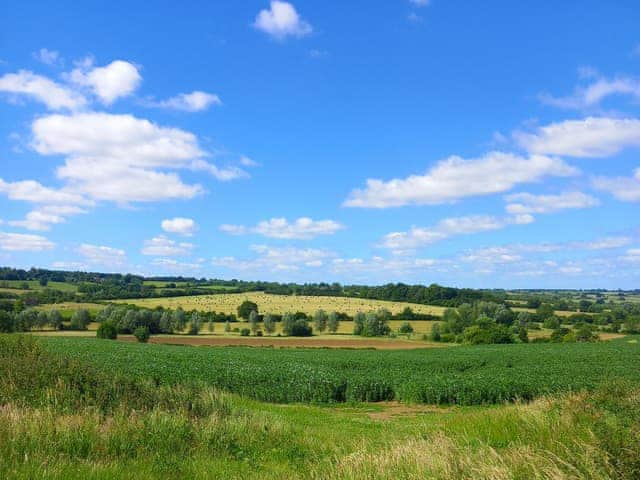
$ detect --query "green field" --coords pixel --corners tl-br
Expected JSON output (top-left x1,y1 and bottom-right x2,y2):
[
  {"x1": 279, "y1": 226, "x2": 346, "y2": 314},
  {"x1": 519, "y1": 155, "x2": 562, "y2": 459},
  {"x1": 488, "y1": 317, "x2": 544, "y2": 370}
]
[
  {"x1": 0, "y1": 279, "x2": 79, "y2": 293},
  {"x1": 41, "y1": 336, "x2": 640, "y2": 405}
]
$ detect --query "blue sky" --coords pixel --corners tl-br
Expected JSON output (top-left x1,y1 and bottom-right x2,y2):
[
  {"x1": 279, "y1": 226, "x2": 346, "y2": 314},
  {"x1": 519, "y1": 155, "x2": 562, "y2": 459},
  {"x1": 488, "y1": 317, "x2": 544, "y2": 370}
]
[{"x1": 1, "y1": 0, "x2": 640, "y2": 288}]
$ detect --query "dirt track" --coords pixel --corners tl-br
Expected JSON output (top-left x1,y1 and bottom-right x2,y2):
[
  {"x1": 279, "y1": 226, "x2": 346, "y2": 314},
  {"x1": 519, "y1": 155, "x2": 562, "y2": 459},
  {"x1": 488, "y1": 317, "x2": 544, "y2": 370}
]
[{"x1": 118, "y1": 335, "x2": 447, "y2": 350}]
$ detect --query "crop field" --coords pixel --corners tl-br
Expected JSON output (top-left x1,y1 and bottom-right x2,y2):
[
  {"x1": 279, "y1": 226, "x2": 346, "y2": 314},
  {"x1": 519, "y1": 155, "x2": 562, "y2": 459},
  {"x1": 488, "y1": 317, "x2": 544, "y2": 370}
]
[
  {"x1": 112, "y1": 291, "x2": 447, "y2": 316},
  {"x1": 41, "y1": 336, "x2": 640, "y2": 405},
  {"x1": 0, "y1": 280, "x2": 79, "y2": 293}
]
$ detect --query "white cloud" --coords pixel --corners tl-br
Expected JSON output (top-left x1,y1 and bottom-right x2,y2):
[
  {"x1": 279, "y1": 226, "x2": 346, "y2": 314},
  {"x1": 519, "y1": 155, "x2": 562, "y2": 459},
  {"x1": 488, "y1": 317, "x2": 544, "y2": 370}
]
[
  {"x1": 539, "y1": 75, "x2": 640, "y2": 109},
  {"x1": 150, "y1": 257, "x2": 203, "y2": 272},
  {"x1": 153, "y1": 91, "x2": 221, "y2": 112},
  {"x1": 32, "y1": 112, "x2": 207, "y2": 203},
  {"x1": 33, "y1": 48, "x2": 61, "y2": 66},
  {"x1": 141, "y1": 235, "x2": 194, "y2": 256},
  {"x1": 0, "y1": 178, "x2": 88, "y2": 205},
  {"x1": 0, "y1": 231, "x2": 55, "y2": 251},
  {"x1": 344, "y1": 152, "x2": 577, "y2": 208},
  {"x1": 239, "y1": 156, "x2": 259, "y2": 167},
  {"x1": 593, "y1": 168, "x2": 640, "y2": 202},
  {"x1": 78, "y1": 243, "x2": 126, "y2": 265},
  {"x1": 515, "y1": 117, "x2": 640, "y2": 158},
  {"x1": 51, "y1": 261, "x2": 88, "y2": 270},
  {"x1": 68, "y1": 60, "x2": 141, "y2": 104},
  {"x1": 0, "y1": 70, "x2": 86, "y2": 110},
  {"x1": 189, "y1": 159, "x2": 249, "y2": 181},
  {"x1": 253, "y1": 1, "x2": 312, "y2": 39},
  {"x1": 212, "y1": 244, "x2": 333, "y2": 272},
  {"x1": 505, "y1": 191, "x2": 600, "y2": 214},
  {"x1": 220, "y1": 217, "x2": 344, "y2": 239},
  {"x1": 380, "y1": 214, "x2": 529, "y2": 250},
  {"x1": 161, "y1": 217, "x2": 198, "y2": 236}
]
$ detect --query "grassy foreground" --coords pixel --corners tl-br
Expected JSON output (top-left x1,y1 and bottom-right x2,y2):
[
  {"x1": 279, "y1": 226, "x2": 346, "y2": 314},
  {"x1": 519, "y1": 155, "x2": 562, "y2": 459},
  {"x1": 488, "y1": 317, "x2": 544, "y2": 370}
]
[{"x1": 1, "y1": 335, "x2": 639, "y2": 479}]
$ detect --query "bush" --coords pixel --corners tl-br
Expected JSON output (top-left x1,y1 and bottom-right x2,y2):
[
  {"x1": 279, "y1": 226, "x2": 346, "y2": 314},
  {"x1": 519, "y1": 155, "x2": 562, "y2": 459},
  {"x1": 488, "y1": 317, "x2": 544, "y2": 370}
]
[
  {"x1": 398, "y1": 321, "x2": 414, "y2": 335},
  {"x1": 284, "y1": 319, "x2": 312, "y2": 337},
  {"x1": 240, "y1": 328, "x2": 250, "y2": 336},
  {"x1": 133, "y1": 326, "x2": 150, "y2": 343},
  {"x1": 96, "y1": 321, "x2": 118, "y2": 340}
]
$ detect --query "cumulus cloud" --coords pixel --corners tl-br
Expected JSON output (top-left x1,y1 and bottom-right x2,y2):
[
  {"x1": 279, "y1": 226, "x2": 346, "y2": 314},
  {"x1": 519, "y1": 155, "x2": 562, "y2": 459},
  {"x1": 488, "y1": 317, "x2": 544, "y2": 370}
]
[
  {"x1": 161, "y1": 217, "x2": 198, "y2": 236},
  {"x1": 505, "y1": 191, "x2": 600, "y2": 214},
  {"x1": 78, "y1": 243, "x2": 126, "y2": 265},
  {"x1": 592, "y1": 168, "x2": 640, "y2": 202},
  {"x1": 220, "y1": 217, "x2": 344, "y2": 239},
  {"x1": 253, "y1": 1, "x2": 312, "y2": 39},
  {"x1": 31, "y1": 112, "x2": 208, "y2": 203},
  {"x1": 515, "y1": 117, "x2": 640, "y2": 158},
  {"x1": 153, "y1": 91, "x2": 221, "y2": 112},
  {"x1": 539, "y1": 74, "x2": 640, "y2": 109},
  {"x1": 380, "y1": 214, "x2": 531, "y2": 251},
  {"x1": 0, "y1": 70, "x2": 86, "y2": 110},
  {"x1": 141, "y1": 235, "x2": 194, "y2": 256},
  {"x1": 0, "y1": 231, "x2": 55, "y2": 251},
  {"x1": 68, "y1": 59, "x2": 141, "y2": 104},
  {"x1": 344, "y1": 152, "x2": 577, "y2": 208},
  {"x1": 150, "y1": 257, "x2": 203, "y2": 272}
]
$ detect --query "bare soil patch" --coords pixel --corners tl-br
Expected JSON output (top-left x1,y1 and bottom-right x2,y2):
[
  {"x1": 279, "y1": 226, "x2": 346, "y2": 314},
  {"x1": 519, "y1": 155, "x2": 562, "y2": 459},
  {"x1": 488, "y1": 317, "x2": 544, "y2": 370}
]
[{"x1": 366, "y1": 401, "x2": 451, "y2": 420}]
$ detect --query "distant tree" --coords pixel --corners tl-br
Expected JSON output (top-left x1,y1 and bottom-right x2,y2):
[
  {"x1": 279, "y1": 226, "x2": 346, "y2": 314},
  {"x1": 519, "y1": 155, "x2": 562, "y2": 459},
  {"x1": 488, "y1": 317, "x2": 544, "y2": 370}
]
[
  {"x1": 249, "y1": 310, "x2": 259, "y2": 335},
  {"x1": 0, "y1": 311, "x2": 14, "y2": 333},
  {"x1": 188, "y1": 312, "x2": 201, "y2": 335},
  {"x1": 327, "y1": 311, "x2": 339, "y2": 333},
  {"x1": 208, "y1": 318, "x2": 215, "y2": 333},
  {"x1": 313, "y1": 309, "x2": 328, "y2": 333},
  {"x1": 36, "y1": 310, "x2": 49, "y2": 329},
  {"x1": 159, "y1": 311, "x2": 173, "y2": 333},
  {"x1": 96, "y1": 321, "x2": 117, "y2": 340},
  {"x1": 133, "y1": 326, "x2": 150, "y2": 343},
  {"x1": 360, "y1": 309, "x2": 391, "y2": 337},
  {"x1": 543, "y1": 316, "x2": 561, "y2": 330},
  {"x1": 240, "y1": 328, "x2": 250, "y2": 336},
  {"x1": 353, "y1": 312, "x2": 366, "y2": 335},
  {"x1": 224, "y1": 320, "x2": 231, "y2": 333},
  {"x1": 238, "y1": 300, "x2": 258, "y2": 320},
  {"x1": 70, "y1": 309, "x2": 91, "y2": 331},
  {"x1": 172, "y1": 307, "x2": 187, "y2": 333},
  {"x1": 282, "y1": 312, "x2": 295, "y2": 336},
  {"x1": 623, "y1": 316, "x2": 640, "y2": 334},
  {"x1": 536, "y1": 303, "x2": 555, "y2": 320},
  {"x1": 96, "y1": 305, "x2": 114, "y2": 323},
  {"x1": 518, "y1": 327, "x2": 529, "y2": 343},
  {"x1": 398, "y1": 321, "x2": 414, "y2": 335},
  {"x1": 39, "y1": 277, "x2": 48, "y2": 287},
  {"x1": 263, "y1": 313, "x2": 276, "y2": 335},
  {"x1": 430, "y1": 323, "x2": 442, "y2": 342},
  {"x1": 48, "y1": 310, "x2": 63, "y2": 330}
]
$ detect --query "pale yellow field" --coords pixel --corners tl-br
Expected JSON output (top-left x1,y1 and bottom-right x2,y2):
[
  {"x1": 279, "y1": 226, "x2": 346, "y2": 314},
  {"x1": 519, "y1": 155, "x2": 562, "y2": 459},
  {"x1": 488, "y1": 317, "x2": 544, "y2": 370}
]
[
  {"x1": 511, "y1": 307, "x2": 589, "y2": 318},
  {"x1": 112, "y1": 291, "x2": 447, "y2": 317}
]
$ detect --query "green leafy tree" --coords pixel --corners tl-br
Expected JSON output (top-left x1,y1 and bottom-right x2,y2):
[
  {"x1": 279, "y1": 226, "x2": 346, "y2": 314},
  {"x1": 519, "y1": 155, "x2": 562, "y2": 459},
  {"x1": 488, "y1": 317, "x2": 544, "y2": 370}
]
[
  {"x1": 282, "y1": 312, "x2": 295, "y2": 336},
  {"x1": 249, "y1": 310, "x2": 259, "y2": 335},
  {"x1": 263, "y1": 313, "x2": 276, "y2": 335},
  {"x1": 327, "y1": 311, "x2": 339, "y2": 333},
  {"x1": 96, "y1": 321, "x2": 117, "y2": 340},
  {"x1": 398, "y1": 321, "x2": 414, "y2": 335},
  {"x1": 133, "y1": 326, "x2": 150, "y2": 343},
  {"x1": 36, "y1": 310, "x2": 49, "y2": 329},
  {"x1": 70, "y1": 309, "x2": 91, "y2": 331},
  {"x1": 224, "y1": 320, "x2": 231, "y2": 333},
  {"x1": 208, "y1": 318, "x2": 215, "y2": 333},
  {"x1": 237, "y1": 300, "x2": 258, "y2": 320},
  {"x1": 172, "y1": 307, "x2": 187, "y2": 333},
  {"x1": 159, "y1": 311, "x2": 173, "y2": 333},
  {"x1": 313, "y1": 309, "x2": 328, "y2": 333},
  {"x1": 430, "y1": 322, "x2": 442, "y2": 341},
  {"x1": 353, "y1": 312, "x2": 365, "y2": 335},
  {"x1": 48, "y1": 310, "x2": 63, "y2": 330},
  {"x1": 188, "y1": 312, "x2": 201, "y2": 335}
]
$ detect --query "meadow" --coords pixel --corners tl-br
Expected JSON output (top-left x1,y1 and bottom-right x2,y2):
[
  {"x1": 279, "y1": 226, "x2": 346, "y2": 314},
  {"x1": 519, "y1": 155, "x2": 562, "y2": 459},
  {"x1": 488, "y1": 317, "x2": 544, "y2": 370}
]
[
  {"x1": 113, "y1": 291, "x2": 448, "y2": 316},
  {"x1": 41, "y1": 336, "x2": 640, "y2": 405}
]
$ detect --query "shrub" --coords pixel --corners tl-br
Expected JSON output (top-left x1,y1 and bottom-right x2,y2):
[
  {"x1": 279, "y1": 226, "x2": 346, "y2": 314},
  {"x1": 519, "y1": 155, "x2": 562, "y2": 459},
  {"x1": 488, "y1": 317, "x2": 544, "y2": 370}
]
[
  {"x1": 398, "y1": 321, "x2": 414, "y2": 335},
  {"x1": 96, "y1": 321, "x2": 118, "y2": 340},
  {"x1": 133, "y1": 326, "x2": 150, "y2": 343},
  {"x1": 240, "y1": 328, "x2": 250, "y2": 336},
  {"x1": 284, "y1": 318, "x2": 312, "y2": 337},
  {"x1": 69, "y1": 309, "x2": 91, "y2": 331}
]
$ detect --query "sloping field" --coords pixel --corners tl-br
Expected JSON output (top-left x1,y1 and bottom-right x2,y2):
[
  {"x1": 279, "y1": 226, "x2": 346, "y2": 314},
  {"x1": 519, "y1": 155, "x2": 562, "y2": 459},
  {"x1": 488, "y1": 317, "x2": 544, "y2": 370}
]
[{"x1": 112, "y1": 291, "x2": 447, "y2": 316}]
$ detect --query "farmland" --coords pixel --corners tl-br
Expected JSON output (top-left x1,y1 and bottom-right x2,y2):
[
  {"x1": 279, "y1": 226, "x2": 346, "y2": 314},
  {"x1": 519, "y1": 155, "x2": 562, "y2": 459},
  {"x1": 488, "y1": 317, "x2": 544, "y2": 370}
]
[
  {"x1": 113, "y1": 291, "x2": 448, "y2": 316},
  {"x1": 41, "y1": 336, "x2": 640, "y2": 405}
]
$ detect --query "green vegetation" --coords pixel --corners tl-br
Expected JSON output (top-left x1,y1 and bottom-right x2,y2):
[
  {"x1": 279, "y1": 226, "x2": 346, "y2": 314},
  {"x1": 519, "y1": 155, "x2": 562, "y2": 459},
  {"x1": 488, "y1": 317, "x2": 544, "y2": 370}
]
[
  {"x1": 41, "y1": 336, "x2": 640, "y2": 405},
  {"x1": 1, "y1": 335, "x2": 640, "y2": 479}
]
